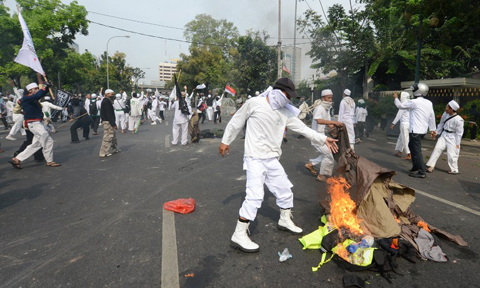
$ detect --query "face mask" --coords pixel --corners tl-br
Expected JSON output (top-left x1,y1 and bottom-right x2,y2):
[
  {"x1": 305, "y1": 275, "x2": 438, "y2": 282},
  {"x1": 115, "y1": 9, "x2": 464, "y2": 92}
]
[
  {"x1": 320, "y1": 100, "x2": 333, "y2": 110},
  {"x1": 268, "y1": 89, "x2": 290, "y2": 110}
]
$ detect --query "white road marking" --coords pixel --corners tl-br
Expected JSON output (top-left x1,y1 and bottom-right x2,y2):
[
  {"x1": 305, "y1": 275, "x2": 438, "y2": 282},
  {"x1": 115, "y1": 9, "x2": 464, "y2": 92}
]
[
  {"x1": 165, "y1": 135, "x2": 170, "y2": 148},
  {"x1": 415, "y1": 189, "x2": 480, "y2": 217},
  {"x1": 161, "y1": 210, "x2": 180, "y2": 288}
]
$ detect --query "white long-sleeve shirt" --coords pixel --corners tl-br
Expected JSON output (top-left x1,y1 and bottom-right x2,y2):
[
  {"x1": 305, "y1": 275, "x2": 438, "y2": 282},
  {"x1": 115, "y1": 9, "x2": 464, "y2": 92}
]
[
  {"x1": 338, "y1": 97, "x2": 356, "y2": 123},
  {"x1": 394, "y1": 97, "x2": 436, "y2": 134},
  {"x1": 392, "y1": 107, "x2": 410, "y2": 125},
  {"x1": 222, "y1": 96, "x2": 327, "y2": 159},
  {"x1": 436, "y1": 112, "x2": 464, "y2": 145},
  {"x1": 171, "y1": 100, "x2": 191, "y2": 124},
  {"x1": 41, "y1": 102, "x2": 63, "y2": 119}
]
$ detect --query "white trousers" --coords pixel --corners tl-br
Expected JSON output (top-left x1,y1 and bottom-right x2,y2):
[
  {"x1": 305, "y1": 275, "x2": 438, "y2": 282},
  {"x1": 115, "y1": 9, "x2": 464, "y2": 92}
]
[
  {"x1": 115, "y1": 111, "x2": 126, "y2": 130},
  {"x1": 206, "y1": 107, "x2": 213, "y2": 121},
  {"x1": 172, "y1": 122, "x2": 188, "y2": 145},
  {"x1": 395, "y1": 122, "x2": 410, "y2": 155},
  {"x1": 16, "y1": 121, "x2": 54, "y2": 162},
  {"x1": 309, "y1": 141, "x2": 334, "y2": 176},
  {"x1": 239, "y1": 157, "x2": 294, "y2": 221},
  {"x1": 9, "y1": 113, "x2": 26, "y2": 136},
  {"x1": 426, "y1": 135, "x2": 460, "y2": 173},
  {"x1": 344, "y1": 121, "x2": 355, "y2": 147},
  {"x1": 128, "y1": 115, "x2": 141, "y2": 131},
  {"x1": 148, "y1": 109, "x2": 158, "y2": 122}
]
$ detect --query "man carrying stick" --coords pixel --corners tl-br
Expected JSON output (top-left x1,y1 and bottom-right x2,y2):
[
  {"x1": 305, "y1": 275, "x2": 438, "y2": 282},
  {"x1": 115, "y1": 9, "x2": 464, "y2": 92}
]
[{"x1": 9, "y1": 82, "x2": 60, "y2": 169}]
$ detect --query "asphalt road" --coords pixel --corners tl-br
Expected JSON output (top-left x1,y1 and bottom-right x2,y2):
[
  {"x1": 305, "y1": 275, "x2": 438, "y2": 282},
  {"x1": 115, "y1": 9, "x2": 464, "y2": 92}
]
[{"x1": 0, "y1": 114, "x2": 479, "y2": 288}]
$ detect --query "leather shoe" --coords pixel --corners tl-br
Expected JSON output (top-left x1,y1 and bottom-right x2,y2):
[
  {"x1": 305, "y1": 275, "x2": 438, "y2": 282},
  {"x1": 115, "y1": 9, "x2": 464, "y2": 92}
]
[{"x1": 409, "y1": 173, "x2": 426, "y2": 178}]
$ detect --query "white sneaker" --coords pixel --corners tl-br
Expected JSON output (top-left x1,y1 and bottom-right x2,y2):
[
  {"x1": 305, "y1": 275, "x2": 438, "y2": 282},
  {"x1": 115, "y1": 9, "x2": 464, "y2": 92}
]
[
  {"x1": 231, "y1": 220, "x2": 259, "y2": 252},
  {"x1": 151, "y1": 122, "x2": 157, "y2": 125},
  {"x1": 278, "y1": 209, "x2": 303, "y2": 234},
  {"x1": 6, "y1": 135, "x2": 17, "y2": 141}
]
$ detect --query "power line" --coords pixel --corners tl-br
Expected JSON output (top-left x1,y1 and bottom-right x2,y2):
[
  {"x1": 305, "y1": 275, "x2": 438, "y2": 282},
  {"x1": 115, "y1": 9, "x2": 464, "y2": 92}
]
[{"x1": 88, "y1": 10, "x2": 187, "y2": 32}]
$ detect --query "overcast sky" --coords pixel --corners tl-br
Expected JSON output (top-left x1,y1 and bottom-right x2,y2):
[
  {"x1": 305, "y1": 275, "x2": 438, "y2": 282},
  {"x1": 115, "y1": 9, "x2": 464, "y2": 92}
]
[{"x1": 5, "y1": 0, "x2": 357, "y2": 84}]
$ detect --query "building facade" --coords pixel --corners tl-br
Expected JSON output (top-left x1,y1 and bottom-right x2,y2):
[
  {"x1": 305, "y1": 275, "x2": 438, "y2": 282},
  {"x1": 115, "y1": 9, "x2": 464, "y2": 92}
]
[
  {"x1": 158, "y1": 62, "x2": 177, "y2": 82},
  {"x1": 282, "y1": 46, "x2": 302, "y2": 84}
]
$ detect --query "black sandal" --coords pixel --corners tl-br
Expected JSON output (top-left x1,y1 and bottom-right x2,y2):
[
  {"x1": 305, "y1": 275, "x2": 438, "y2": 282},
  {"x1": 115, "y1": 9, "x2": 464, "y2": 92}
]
[{"x1": 8, "y1": 159, "x2": 22, "y2": 170}]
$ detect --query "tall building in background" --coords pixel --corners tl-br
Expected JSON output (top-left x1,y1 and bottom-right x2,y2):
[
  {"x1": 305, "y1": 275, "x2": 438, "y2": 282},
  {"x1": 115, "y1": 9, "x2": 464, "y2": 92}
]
[
  {"x1": 282, "y1": 46, "x2": 302, "y2": 84},
  {"x1": 158, "y1": 62, "x2": 177, "y2": 82}
]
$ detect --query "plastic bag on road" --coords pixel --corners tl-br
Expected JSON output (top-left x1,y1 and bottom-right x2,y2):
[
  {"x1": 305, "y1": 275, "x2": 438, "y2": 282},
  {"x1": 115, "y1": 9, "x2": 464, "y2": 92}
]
[{"x1": 163, "y1": 198, "x2": 195, "y2": 214}]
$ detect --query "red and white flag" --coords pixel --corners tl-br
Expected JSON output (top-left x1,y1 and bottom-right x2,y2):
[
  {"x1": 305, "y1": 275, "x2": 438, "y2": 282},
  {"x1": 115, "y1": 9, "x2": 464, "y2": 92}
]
[
  {"x1": 282, "y1": 64, "x2": 291, "y2": 75},
  {"x1": 225, "y1": 85, "x2": 236, "y2": 96},
  {"x1": 14, "y1": 10, "x2": 45, "y2": 75}
]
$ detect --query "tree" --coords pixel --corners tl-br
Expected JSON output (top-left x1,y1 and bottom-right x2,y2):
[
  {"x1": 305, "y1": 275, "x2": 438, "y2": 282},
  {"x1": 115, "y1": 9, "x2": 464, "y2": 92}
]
[
  {"x1": 0, "y1": 0, "x2": 89, "y2": 88},
  {"x1": 231, "y1": 35, "x2": 277, "y2": 95},
  {"x1": 184, "y1": 14, "x2": 239, "y2": 57},
  {"x1": 298, "y1": 5, "x2": 375, "y2": 89}
]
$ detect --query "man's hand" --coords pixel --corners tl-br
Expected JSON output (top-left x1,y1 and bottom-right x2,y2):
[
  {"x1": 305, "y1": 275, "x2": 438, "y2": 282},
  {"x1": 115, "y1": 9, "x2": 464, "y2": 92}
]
[
  {"x1": 219, "y1": 142, "x2": 229, "y2": 158},
  {"x1": 68, "y1": 119, "x2": 74, "y2": 123},
  {"x1": 456, "y1": 144, "x2": 460, "y2": 149},
  {"x1": 390, "y1": 124, "x2": 394, "y2": 130},
  {"x1": 325, "y1": 137, "x2": 339, "y2": 153},
  {"x1": 393, "y1": 92, "x2": 398, "y2": 99},
  {"x1": 431, "y1": 130, "x2": 437, "y2": 140},
  {"x1": 113, "y1": 126, "x2": 118, "y2": 130}
]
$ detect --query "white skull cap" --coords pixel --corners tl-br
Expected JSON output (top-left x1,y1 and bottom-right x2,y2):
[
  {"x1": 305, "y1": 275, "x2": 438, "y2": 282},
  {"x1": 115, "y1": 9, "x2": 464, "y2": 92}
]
[
  {"x1": 26, "y1": 83, "x2": 39, "y2": 91},
  {"x1": 448, "y1": 100, "x2": 459, "y2": 111},
  {"x1": 105, "y1": 89, "x2": 114, "y2": 94},
  {"x1": 321, "y1": 89, "x2": 333, "y2": 97},
  {"x1": 91, "y1": 93, "x2": 97, "y2": 98},
  {"x1": 115, "y1": 93, "x2": 121, "y2": 98},
  {"x1": 343, "y1": 89, "x2": 351, "y2": 96}
]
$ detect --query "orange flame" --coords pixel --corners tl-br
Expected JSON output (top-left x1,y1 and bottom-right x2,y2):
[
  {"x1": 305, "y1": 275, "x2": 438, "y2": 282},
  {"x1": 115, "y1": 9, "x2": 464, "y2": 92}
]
[{"x1": 327, "y1": 177, "x2": 364, "y2": 236}]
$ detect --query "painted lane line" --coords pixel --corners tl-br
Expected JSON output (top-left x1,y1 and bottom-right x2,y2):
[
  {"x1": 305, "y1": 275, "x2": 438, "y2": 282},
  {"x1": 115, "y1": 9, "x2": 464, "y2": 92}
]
[
  {"x1": 161, "y1": 210, "x2": 179, "y2": 288},
  {"x1": 415, "y1": 189, "x2": 480, "y2": 217}
]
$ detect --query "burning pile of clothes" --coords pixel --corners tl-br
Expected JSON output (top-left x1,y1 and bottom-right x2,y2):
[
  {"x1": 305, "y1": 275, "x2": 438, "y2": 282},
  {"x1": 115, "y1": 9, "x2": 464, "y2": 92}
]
[{"x1": 299, "y1": 126, "x2": 467, "y2": 283}]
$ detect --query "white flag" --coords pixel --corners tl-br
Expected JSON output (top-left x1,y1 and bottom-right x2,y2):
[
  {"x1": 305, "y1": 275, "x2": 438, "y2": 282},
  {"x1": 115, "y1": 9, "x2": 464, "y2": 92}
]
[
  {"x1": 14, "y1": 10, "x2": 45, "y2": 75},
  {"x1": 168, "y1": 85, "x2": 176, "y2": 109}
]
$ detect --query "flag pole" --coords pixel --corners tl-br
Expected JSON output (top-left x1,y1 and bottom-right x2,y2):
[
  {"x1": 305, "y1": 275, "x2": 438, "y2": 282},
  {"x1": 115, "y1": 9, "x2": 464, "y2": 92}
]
[{"x1": 43, "y1": 75, "x2": 56, "y2": 101}]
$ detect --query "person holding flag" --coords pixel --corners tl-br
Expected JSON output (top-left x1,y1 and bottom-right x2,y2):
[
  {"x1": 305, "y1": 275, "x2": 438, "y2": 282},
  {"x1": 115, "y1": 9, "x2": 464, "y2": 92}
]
[
  {"x1": 170, "y1": 75, "x2": 191, "y2": 146},
  {"x1": 9, "y1": 83, "x2": 60, "y2": 169}
]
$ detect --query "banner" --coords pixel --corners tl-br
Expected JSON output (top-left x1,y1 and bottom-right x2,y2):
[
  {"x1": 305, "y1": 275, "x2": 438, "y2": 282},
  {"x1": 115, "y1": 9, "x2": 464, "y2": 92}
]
[
  {"x1": 51, "y1": 90, "x2": 72, "y2": 121},
  {"x1": 225, "y1": 85, "x2": 236, "y2": 96},
  {"x1": 14, "y1": 10, "x2": 45, "y2": 75}
]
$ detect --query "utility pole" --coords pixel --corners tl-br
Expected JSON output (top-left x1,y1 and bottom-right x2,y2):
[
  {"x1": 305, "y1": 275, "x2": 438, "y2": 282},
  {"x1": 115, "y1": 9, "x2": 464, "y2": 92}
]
[
  {"x1": 277, "y1": 0, "x2": 282, "y2": 79},
  {"x1": 414, "y1": 14, "x2": 423, "y2": 84},
  {"x1": 293, "y1": 0, "x2": 297, "y2": 82}
]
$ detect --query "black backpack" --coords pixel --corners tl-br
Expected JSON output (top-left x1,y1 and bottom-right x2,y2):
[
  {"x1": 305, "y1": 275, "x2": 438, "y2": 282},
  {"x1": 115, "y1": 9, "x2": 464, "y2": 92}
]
[{"x1": 89, "y1": 100, "x2": 98, "y2": 115}]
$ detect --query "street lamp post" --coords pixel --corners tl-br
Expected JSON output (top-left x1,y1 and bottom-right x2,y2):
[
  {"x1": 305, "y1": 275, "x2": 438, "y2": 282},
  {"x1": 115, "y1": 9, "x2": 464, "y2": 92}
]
[{"x1": 106, "y1": 35, "x2": 130, "y2": 89}]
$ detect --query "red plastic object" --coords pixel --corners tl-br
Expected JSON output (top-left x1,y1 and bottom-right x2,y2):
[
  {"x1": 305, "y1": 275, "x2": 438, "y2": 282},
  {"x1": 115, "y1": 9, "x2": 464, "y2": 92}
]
[{"x1": 163, "y1": 198, "x2": 195, "y2": 214}]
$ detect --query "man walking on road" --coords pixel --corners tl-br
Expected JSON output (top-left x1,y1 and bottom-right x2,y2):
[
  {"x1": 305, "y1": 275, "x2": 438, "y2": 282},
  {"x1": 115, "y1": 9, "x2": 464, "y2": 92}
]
[
  {"x1": 99, "y1": 89, "x2": 120, "y2": 158},
  {"x1": 394, "y1": 83, "x2": 436, "y2": 178},
  {"x1": 426, "y1": 100, "x2": 464, "y2": 174},
  {"x1": 338, "y1": 89, "x2": 356, "y2": 150},
  {"x1": 219, "y1": 78, "x2": 338, "y2": 253}
]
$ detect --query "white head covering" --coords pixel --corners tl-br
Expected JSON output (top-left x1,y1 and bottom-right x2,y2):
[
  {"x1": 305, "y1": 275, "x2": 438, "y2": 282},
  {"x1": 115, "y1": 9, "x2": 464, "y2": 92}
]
[
  {"x1": 448, "y1": 100, "x2": 460, "y2": 111},
  {"x1": 247, "y1": 95, "x2": 252, "y2": 99},
  {"x1": 17, "y1": 89, "x2": 24, "y2": 95},
  {"x1": 255, "y1": 91, "x2": 260, "y2": 96},
  {"x1": 400, "y1": 92, "x2": 410, "y2": 103},
  {"x1": 343, "y1": 89, "x2": 351, "y2": 96},
  {"x1": 321, "y1": 89, "x2": 333, "y2": 97},
  {"x1": 115, "y1": 93, "x2": 121, "y2": 99},
  {"x1": 91, "y1": 93, "x2": 97, "y2": 98},
  {"x1": 26, "y1": 83, "x2": 39, "y2": 91},
  {"x1": 44, "y1": 96, "x2": 51, "y2": 101},
  {"x1": 105, "y1": 89, "x2": 114, "y2": 95}
]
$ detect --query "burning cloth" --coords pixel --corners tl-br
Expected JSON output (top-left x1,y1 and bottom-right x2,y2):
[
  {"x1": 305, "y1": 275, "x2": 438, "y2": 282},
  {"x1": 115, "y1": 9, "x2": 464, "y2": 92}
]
[{"x1": 321, "y1": 125, "x2": 467, "y2": 255}]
